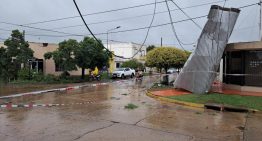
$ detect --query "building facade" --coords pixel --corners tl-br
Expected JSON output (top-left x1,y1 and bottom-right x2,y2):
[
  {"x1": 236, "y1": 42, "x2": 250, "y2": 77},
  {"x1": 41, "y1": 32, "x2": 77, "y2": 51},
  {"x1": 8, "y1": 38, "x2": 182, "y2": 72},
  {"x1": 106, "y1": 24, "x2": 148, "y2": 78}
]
[
  {"x1": 0, "y1": 42, "x2": 82, "y2": 76},
  {"x1": 106, "y1": 42, "x2": 147, "y2": 73},
  {"x1": 223, "y1": 41, "x2": 262, "y2": 92},
  {"x1": 1, "y1": 42, "x2": 147, "y2": 75}
]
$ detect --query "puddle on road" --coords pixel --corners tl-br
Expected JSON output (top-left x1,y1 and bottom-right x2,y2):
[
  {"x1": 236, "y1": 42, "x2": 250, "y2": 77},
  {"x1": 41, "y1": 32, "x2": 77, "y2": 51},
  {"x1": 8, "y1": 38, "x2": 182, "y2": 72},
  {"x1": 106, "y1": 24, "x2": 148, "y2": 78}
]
[
  {"x1": 0, "y1": 76, "x2": 249, "y2": 141},
  {"x1": 0, "y1": 76, "x2": 156, "y2": 106}
]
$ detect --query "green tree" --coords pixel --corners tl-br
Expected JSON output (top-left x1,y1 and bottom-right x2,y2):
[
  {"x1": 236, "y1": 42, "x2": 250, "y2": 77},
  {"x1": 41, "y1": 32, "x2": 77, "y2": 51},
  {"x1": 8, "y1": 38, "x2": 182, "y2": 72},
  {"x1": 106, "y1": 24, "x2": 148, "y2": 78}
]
[
  {"x1": 75, "y1": 37, "x2": 111, "y2": 79},
  {"x1": 0, "y1": 47, "x2": 11, "y2": 82},
  {"x1": 184, "y1": 50, "x2": 192, "y2": 58},
  {"x1": 0, "y1": 30, "x2": 34, "y2": 82},
  {"x1": 146, "y1": 45, "x2": 156, "y2": 53},
  {"x1": 44, "y1": 39, "x2": 78, "y2": 77},
  {"x1": 121, "y1": 59, "x2": 144, "y2": 69},
  {"x1": 4, "y1": 30, "x2": 34, "y2": 65},
  {"x1": 145, "y1": 47, "x2": 187, "y2": 73}
]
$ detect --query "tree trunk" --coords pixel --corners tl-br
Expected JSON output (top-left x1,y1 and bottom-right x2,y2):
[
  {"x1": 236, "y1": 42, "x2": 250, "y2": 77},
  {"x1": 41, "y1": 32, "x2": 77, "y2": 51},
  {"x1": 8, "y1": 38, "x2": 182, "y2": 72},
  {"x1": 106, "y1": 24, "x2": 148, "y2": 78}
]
[
  {"x1": 81, "y1": 68, "x2": 85, "y2": 80},
  {"x1": 164, "y1": 67, "x2": 168, "y2": 74}
]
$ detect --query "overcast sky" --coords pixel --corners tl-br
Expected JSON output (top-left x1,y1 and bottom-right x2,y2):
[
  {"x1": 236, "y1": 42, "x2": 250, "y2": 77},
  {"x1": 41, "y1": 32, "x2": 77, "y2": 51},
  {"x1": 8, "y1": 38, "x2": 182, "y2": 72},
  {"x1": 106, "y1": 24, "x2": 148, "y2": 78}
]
[{"x1": 0, "y1": 0, "x2": 260, "y2": 50}]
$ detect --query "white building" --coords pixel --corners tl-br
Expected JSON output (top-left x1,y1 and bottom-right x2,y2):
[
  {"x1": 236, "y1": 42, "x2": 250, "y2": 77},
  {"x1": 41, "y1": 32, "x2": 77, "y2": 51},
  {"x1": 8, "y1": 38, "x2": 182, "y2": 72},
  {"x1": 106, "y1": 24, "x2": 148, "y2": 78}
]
[{"x1": 105, "y1": 42, "x2": 147, "y2": 72}]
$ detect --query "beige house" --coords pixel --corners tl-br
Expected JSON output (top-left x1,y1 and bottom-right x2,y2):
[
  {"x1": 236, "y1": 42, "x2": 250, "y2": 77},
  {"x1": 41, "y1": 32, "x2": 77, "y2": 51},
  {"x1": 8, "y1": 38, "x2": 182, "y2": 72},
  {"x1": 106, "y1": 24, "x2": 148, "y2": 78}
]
[
  {"x1": 0, "y1": 41, "x2": 147, "y2": 76},
  {"x1": 0, "y1": 42, "x2": 82, "y2": 76}
]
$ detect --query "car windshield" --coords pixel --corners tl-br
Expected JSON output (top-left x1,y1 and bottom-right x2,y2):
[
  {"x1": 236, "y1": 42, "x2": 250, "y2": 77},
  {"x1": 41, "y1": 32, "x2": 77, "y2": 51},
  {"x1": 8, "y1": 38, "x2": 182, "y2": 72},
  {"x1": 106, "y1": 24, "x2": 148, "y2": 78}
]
[{"x1": 116, "y1": 68, "x2": 125, "y2": 71}]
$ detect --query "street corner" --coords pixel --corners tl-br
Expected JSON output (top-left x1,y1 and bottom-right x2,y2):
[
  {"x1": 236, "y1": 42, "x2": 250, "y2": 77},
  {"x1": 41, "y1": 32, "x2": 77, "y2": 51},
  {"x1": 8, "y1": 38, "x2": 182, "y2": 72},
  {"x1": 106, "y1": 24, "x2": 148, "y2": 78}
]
[{"x1": 146, "y1": 89, "x2": 204, "y2": 109}]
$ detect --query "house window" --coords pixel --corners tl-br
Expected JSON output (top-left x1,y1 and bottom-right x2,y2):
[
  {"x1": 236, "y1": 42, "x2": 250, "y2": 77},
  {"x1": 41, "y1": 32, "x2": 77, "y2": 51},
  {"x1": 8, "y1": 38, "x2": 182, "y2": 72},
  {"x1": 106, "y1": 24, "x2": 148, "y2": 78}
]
[
  {"x1": 42, "y1": 43, "x2": 48, "y2": 47},
  {"x1": 32, "y1": 59, "x2": 44, "y2": 73},
  {"x1": 55, "y1": 64, "x2": 64, "y2": 72},
  {"x1": 116, "y1": 63, "x2": 120, "y2": 68}
]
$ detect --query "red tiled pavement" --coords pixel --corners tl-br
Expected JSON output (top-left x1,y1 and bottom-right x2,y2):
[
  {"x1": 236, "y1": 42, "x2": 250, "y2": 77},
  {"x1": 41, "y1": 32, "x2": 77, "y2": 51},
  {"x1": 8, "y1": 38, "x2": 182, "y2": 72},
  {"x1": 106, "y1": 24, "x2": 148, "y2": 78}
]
[{"x1": 150, "y1": 83, "x2": 262, "y2": 97}]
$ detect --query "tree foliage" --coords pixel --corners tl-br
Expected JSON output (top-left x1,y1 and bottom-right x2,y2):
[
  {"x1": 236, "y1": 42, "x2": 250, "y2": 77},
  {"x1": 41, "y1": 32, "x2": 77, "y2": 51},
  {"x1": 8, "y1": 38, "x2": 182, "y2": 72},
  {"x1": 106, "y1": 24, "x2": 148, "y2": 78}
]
[
  {"x1": 4, "y1": 30, "x2": 34, "y2": 64},
  {"x1": 145, "y1": 47, "x2": 187, "y2": 73},
  {"x1": 44, "y1": 37, "x2": 111, "y2": 79},
  {"x1": 146, "y1": 45, "x2": 156, "y2": 53},
  {"x1": 184, "y1": 50, "x2": 192, "y2": 58},
  {"x1": 121, "y1": 59, "x2": 144, "y2": 69},
  {"x1": 75, "y1": 37, "x2": 111, "y2": 79},
  {"x1": 0, "y1": 30, "x2": 34, "y2": 82},
  {"x1": 0, "y1": 47, "x2": 12, "y2": 82},
  {"x1": 44, "y1": 39, "x2": 78, "y2": 75}
]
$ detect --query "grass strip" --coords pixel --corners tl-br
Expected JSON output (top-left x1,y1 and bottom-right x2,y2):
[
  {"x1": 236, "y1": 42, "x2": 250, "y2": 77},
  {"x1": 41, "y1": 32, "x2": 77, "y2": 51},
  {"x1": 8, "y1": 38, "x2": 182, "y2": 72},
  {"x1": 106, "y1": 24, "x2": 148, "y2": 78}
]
[{"x1": 168, "y1": 93, "x2": 262, "y2": 110}]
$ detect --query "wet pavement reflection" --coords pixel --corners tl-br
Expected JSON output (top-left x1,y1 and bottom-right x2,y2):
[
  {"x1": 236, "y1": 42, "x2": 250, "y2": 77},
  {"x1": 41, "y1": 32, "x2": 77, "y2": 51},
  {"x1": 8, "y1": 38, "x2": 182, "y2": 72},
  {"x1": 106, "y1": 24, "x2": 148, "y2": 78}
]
[{"x1": 0, "y1": 75, "x2": 261, "y2": 141}]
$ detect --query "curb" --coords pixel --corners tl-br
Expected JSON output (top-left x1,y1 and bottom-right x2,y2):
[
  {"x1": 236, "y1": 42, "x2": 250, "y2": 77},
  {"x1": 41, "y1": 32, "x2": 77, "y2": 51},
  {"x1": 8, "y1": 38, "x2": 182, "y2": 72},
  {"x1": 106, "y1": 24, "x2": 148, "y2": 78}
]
[
  {"x1": 146, "y1": 91, "x2": 204, "y2": 109},
  {"x1": 0, "y1": 81, "x2": 127, "y2": 99},
  {"x1": 0, "y1": 101, "x2": 95, "y2": 109}
]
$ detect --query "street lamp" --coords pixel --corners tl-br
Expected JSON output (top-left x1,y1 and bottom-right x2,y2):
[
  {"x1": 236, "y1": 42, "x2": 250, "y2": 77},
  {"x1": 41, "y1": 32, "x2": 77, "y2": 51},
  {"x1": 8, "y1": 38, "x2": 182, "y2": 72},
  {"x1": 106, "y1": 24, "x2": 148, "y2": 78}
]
[{"x1": 107, "y1": 26, "x2": 121, "y2": 50}]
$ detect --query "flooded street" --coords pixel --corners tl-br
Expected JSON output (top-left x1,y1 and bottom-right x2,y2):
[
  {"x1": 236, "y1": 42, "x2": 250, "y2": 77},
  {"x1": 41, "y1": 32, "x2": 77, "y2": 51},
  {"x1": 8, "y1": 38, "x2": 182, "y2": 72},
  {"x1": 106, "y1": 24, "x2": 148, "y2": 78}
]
[{"x1": 0, "y1": 76, "x2": 261, "y2": 141}]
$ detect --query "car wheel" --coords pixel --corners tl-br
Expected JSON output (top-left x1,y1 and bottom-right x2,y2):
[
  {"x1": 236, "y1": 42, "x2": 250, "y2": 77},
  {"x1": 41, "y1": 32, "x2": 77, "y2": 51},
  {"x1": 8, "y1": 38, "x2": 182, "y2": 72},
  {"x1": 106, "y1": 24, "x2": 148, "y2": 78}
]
[
  {"x1": 121, "y1": 74, "x2": 125, "y2": 79},
  {"x1": 131, "y1": 73, "x2": 134, "y2": 78}
]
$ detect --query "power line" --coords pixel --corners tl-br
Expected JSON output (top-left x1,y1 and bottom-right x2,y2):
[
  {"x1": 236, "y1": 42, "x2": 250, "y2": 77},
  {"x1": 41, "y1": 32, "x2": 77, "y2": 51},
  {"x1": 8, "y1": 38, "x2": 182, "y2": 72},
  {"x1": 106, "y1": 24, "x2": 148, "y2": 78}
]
[
  {"x1": 73, "y1": 0, "x2": 127, "y2": 59},
  {"x1": 94, "y1": 15, "x2": 208, "y2": 36},
  {"x1": 0, "y1": 28, "x2": 74, "y2": 38},
  {"x1": 167, "y1": 0, "x2": 203, "y2": 47},
  {"x1": 46, "y1": 0, "x2": 227, "y2": 31},
  {"x1": 25, "y1": 16, "x2": 204, "y2": 38},
  {"x1": 1, "y1": 0, "x2": 257, "y2": 37},
  {"x1": 169, "y1": 0, "x2": 202, "y2": 30},
  {"x1": 24, "y1": 0, "x2": 171, "y2": 26},
  {"x1": 0, "y1": 15, "x2": 208, "y2": 38},
  {"x1": 238, "y1": 2, "x2": 261, "y2": 9},
  {"x1": 0, "y1": 21, "x2": 85, "y2": 37},
  {"x1": 165, "y1": 0, "x2": 256, "y2": 48},
  {"x1": 0, "y1": 1, "x2": 259, "y2": 40},
  {"x1": 130, "y1": 0, "x2": 157, "y2": 59},
  {"x1": 2, "y1": 0, "x2": 207, "y2": 37},
  {"x1": 164, "y1": 0, "x2": 186, "y2": 50},
  {"x1": 73, "y1": 0, "x2": 157, "y2": 59}
]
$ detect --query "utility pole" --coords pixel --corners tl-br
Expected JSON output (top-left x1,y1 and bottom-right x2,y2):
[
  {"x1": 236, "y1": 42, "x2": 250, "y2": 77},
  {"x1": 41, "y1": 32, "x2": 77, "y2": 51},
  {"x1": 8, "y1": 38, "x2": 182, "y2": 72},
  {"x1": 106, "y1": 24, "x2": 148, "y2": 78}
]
[
  {"x1": 107, "y1": 32, "x2": 109, "y2": 50},
  {"x1": 107, "y1": 26, "x2": 121, "y2": 50},
  {"x1": 260, "y1": 0, "x2": 262, "y2": 41},
  {"x1": 23, "y1": 30, "x2": 25, "y2": 40},
  {"x1": 161, "y1": 37, "x2": 163, "y2": 47}
]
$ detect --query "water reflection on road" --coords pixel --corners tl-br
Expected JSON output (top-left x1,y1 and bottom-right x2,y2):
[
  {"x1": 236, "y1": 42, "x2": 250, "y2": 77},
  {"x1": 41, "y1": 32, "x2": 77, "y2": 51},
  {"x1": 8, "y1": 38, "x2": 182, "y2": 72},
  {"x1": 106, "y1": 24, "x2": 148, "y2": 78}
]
[{"x1": 0, "y1": 75, "x2": 255, "y2": 141}]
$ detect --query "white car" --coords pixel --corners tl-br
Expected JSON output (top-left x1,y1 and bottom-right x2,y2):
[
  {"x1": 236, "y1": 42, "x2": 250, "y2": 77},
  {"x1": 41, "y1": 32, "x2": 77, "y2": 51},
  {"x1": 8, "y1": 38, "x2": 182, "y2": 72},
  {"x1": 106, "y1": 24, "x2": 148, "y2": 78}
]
[
  {"x1": 112, "y1": 68, "x2": 135, "y2": 79},
  {"x1": 167, "y1": 68, "x2": 177, "y2": 74}
]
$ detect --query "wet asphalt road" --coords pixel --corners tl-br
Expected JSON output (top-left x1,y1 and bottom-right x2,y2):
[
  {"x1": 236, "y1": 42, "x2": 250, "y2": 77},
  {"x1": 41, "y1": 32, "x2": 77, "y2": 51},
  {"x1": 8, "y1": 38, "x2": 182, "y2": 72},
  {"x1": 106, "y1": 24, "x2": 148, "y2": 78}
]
[{"x1": 0, "y1": 76, "x2": 261, "y2": 141}]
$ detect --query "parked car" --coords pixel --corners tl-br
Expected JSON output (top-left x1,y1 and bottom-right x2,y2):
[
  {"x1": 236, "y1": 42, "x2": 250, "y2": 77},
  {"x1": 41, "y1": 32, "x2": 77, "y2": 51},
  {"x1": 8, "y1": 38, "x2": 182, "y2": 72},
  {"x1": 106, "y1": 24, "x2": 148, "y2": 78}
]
[
  {"x1": 112, "y1": 68, "x2": 135, "y2": 79},
  {"x1": 167, "y1": 68, "x2": 177, "y2": 74}
]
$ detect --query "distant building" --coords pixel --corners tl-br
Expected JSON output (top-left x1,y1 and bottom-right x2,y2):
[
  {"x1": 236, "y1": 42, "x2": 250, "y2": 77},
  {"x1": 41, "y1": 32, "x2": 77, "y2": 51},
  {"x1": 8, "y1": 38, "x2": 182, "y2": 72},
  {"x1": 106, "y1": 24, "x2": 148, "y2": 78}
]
[
  {"x1": 222, "y1": 41, "x2": 262, "y2": 92},
  {"x1": 0, "y1": 42, "x2": 82, "y2": 76},
  {"x1": 0, "y1": 42, "x2": 147, "y2": 75},
  {"x1": 106, "y1": 42, "x2": 147, "y2": 72}
]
